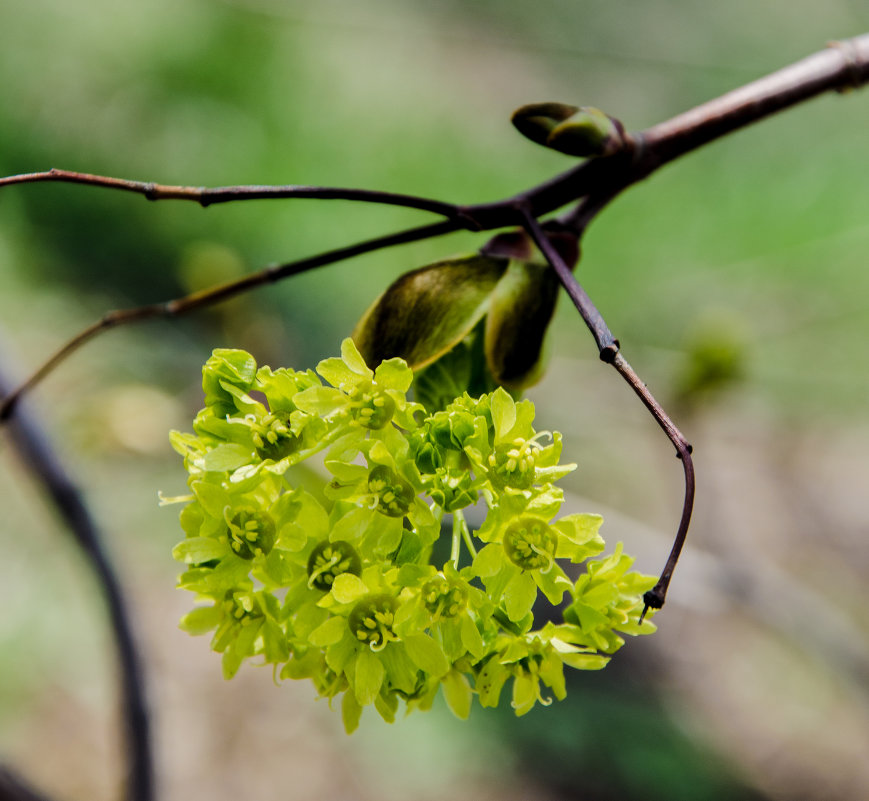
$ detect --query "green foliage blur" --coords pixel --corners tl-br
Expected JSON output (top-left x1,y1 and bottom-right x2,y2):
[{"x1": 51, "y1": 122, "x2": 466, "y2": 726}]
[{"x1": 2, "y1": 1, "x2": 869, "y2": 800}]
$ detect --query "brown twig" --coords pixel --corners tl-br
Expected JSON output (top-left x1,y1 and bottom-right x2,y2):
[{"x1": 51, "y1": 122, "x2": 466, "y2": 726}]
[
  {"x1": 0, "y1": 169, "x2": 465, "y2": 220},
  {"x1": 0, "y1": 218, "x2": 458, "y2": 421},
  {"x1": 519, "y1": 206, "x2": 695, "y2": 615}
]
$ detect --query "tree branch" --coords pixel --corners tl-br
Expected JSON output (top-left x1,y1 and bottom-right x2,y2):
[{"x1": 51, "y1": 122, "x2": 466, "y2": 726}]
[
  {"x1": 0, "y1": 169, "x2": 465, "y2": 221},
  {"x1": 519, "y1": 206, "x2": 695, "y2": 615},
  {"x1": 3, "y1": 36, "x2": 867, "y2": 232},
  {"x1": 0, "y1": 218, "x2": 458, "y2": 421},
  {"x1": 0, "y1": 32, "x2": 866, "y2": 614},
  {"x1": 0, "y1": 357, "x2": 153, "y2": 801}
]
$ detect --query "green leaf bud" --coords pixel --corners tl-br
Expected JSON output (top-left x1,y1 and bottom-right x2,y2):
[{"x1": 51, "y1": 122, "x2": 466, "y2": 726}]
[
  {"x1": 511, "y1": 102, "x2": 580, "y2": 147},
  {"x1": 546, "y1": 107, "x2": 625, "y2": 157},
  {"x1": 512, "y1": 103, "x2": 625, "y2": 158}
]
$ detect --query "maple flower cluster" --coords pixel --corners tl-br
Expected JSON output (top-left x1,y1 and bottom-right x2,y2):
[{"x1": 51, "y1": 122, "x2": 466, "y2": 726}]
[{"x1": 168, "y1": 339, "x2": 655, "y2": 731}]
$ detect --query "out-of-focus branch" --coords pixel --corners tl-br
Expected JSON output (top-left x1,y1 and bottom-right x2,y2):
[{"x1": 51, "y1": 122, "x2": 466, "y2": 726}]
[
  {"x1": 0, "y1": 767, "x2": 54, "y2": 801},
  {"x1": 0, "y1": 356, "x2": 153, "y2": 801}
]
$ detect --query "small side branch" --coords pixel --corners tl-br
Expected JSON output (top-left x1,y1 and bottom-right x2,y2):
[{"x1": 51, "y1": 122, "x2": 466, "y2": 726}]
[
  {"x1": 518, "y1": 204, "x2": 619, "y2": 360},
  {"x1": 610, "y1": 354, "x2": 695, "y2": 619},
  {"x1": 0, "y1": 169, "x2": 465, "y2": 220},
  {"x1": 520, "y1": 206, "x2": 694, "y2": 614},
  {"x1": 0, "y1": 218, "x2": 458, "y2": 420}
]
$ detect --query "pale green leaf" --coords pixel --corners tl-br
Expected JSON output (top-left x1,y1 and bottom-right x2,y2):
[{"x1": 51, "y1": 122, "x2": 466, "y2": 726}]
[
  {"x1": 308, "y1": 615, "x2": 349, "y2": 647},
  {"x1": 441, "y1": 670, "x2": 473, "y2": 719},
  {"x1": 203, "y1": 443, "x2": 254, "y2": 473},
  {"x1": 342, "y1": 688, "x2": 363, "y2": 734},
  {"x1": 330, "y1": 573, "x2": 369, "y2": 605},
  {"x1": 172, "y1": 537, "x2": 227, "y2": 564}
]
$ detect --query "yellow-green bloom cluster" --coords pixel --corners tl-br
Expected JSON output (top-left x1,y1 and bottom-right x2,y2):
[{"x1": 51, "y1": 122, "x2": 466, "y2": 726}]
[{"x1": 167, "y1": 339, "x2": 656, "y2": 731}]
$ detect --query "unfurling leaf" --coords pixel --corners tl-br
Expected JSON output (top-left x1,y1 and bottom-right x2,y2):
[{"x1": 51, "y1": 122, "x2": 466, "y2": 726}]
[
  {"x1": 485, "y1": 260, "x2": 560, "y2": 388},
  {"x1": 353, "y1": 254, "x2": 507, "y2": 370}
]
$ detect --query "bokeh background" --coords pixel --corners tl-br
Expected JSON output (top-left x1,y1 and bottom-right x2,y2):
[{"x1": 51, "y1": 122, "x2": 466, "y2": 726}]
[{"x1": 2, "y1": 1, "x2": 869, "y2": 799}]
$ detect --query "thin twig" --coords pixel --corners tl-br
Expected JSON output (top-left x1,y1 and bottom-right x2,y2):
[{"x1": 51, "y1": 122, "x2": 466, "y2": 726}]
[
  {"x1": 519, "y1": 206, "x2": 695, "y2": 616},
  {"x1": 0, "y1": 169, "x2": 464, "y2": 220},
  {"x1": 0, "y1": 358, "x2": 153, "y2": 801},
  {"x1": 0, "y1": 218, "x2": 458, "y2": 421},
  {"x1": 518, "y1": 204, "x2": 619, "y2": 360},
  {"x1": 2, "y1": 36, "x2": 867, "y2": 233},
  {"x1": 610, "y1": 354, "x2": 695, "y2": 619}
]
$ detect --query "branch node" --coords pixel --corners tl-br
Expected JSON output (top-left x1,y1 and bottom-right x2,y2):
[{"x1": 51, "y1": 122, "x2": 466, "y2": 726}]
[
  {"x1": 143, "y1": 182, "x2": 158, "y2": 200},
  {"x1": 828, "y1": 38, "x2": 865, "y2": 91},
  {"x1": 598, "y1": 342, "x2": 620, "y2": 363},
  {"x1": 640, "y1": 588, "x2": 665, "y2": 623}
]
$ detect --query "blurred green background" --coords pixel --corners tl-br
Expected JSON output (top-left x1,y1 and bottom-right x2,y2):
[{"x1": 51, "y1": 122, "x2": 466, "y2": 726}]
[{"x1": 2, "y1": 1, "x2": 869, "y2": 799}]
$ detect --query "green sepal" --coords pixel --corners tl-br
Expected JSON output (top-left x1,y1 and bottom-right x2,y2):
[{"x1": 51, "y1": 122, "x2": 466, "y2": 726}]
[
  {"x1": 202, "y1": 443, "x2": 255, "y2": 473},
  {"x1": 179, "y1": 604, "x2": 224, "y2": 635},
  {"x1": 172, "y1": 537, "x2": 229, "y2": 565},
  {"x1": 503, "y1": 570, "x2": 537, "y2": 622},
  {"x1": 441, "y1": 669, "x2": 473, "y2": 719},
  {"x1": 308, "y1": 615, "x2": 349, "y2": 647},
  {"x1": 460, "y1": 613, "x2": 486, "y2": 660},
  {"x1": 378, "y1": 642, "x2": 420, "y2": 695},
  {"x1": 374, "y1": 691, "x2": 399, "y2": 723},
  {"x1": 403, "y1": 633, "x2": 450, "y2": 678},
  {"x1": 554, "y1": 513, "x2": 606, "y2": 562},
  {"x1": 475, "y1": 657, "x2": 509, "y2": 708},
  {"x1": 221, "y1": 620, "x2": 262, "y2": 679},
  {"x1": 354, "y1": 647, "x2": 386, "y2": 705},
  {"x1": 342, "y1": 688, "x2": 363, "y2": 734},
  {"x1": 511, "y1": 671, "x2": 540, "y2": 716}
]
